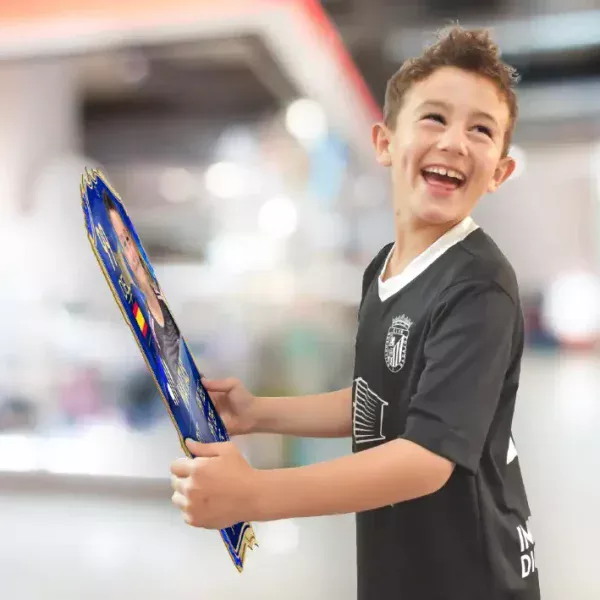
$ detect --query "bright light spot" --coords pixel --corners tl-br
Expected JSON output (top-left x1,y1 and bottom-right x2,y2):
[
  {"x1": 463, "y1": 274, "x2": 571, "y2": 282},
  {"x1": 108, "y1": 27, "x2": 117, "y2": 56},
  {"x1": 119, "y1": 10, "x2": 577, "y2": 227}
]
[
  {"x1": 285, "y1": 99, "x2": 327, "y2": 144},
  {"x1": 207, "y1": 234, "x2": 281, "y2": 273},
  {"x1": 541, "y1": 271, "x2": 600, "y2": 343},
  {"x1": 508, "y1": 145, "x2": 526, "y2": 180},
  {"x1": 159, "y1": 168, "x2": 195, "y2": 203},
  {"x1": 204, "y1": 162, "x2": 248, "y2": 199},
  {"x1": 258, "y1": 520, "x2": 300, "y2": 554},
  {"x1": 258, "y1": 196, "x2": 298, "y2": 239}
]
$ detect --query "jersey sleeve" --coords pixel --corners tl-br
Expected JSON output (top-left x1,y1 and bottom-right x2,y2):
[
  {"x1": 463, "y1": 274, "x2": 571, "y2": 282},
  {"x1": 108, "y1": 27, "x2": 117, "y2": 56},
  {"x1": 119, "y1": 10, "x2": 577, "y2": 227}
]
[{"x1": 401, "y1": 280, "x2": 518, "y2": 475}]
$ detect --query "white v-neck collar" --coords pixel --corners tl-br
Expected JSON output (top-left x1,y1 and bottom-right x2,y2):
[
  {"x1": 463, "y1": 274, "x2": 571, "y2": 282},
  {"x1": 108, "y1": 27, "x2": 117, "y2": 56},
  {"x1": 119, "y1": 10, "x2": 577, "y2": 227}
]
[{"x1": 378, "y1": 216, "x2": 479, "y2": 302}]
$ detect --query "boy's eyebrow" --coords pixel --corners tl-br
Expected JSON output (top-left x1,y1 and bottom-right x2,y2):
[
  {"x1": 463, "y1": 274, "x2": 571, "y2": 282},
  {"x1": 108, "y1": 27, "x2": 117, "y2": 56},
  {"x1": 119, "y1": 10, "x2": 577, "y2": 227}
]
[{"x1": 417, "y1": 100, "x2": 499, "y2": 128}]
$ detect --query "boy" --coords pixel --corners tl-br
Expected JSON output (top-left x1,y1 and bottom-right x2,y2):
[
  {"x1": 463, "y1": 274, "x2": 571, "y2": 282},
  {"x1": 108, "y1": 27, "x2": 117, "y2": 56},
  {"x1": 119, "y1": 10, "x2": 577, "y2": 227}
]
[{"x1": 170, "y1": 24, "x2": 540, "y2": 600}]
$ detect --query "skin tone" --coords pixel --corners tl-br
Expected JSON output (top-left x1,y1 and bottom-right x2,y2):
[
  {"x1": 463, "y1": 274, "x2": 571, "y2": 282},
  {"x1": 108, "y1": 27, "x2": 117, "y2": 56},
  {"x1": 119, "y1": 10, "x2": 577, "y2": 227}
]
[
  {"x1": 169, "y1": 66, "x2": 517, "y2": 530},
  {"x1": 108, "y1": 208, "x2": 165, "y2": 328}
]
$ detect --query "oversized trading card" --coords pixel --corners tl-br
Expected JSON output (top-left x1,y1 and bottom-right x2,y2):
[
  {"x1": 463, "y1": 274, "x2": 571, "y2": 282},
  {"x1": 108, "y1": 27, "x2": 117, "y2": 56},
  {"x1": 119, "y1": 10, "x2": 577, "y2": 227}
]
[{"x1": 80, "y1": 168, "x2": 256, "y2": 571}]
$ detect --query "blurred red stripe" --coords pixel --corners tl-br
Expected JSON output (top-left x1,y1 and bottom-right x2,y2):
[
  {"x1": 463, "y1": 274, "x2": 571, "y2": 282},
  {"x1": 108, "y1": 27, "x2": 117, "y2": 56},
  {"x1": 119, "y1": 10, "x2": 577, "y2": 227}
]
[{"x1": 294, "y1": 0, "x2": 382, "y2": 121}]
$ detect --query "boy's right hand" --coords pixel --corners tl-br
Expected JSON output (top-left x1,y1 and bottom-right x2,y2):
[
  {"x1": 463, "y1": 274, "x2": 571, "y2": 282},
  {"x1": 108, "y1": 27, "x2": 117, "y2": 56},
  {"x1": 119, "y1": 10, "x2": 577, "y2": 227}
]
[{"x1": 201, "y1": 377, "x2": 258, "y2": 436}]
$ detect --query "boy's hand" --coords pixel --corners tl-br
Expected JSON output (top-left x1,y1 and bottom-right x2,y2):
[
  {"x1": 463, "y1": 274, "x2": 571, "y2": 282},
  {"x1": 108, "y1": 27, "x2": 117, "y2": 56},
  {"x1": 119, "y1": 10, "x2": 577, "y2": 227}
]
[
  {"x1": 170, "y1": 439, "x2": 258, "y2": 529},
  {"x1": 201, "y1": 376, "x2": 258, "y2": 436}
]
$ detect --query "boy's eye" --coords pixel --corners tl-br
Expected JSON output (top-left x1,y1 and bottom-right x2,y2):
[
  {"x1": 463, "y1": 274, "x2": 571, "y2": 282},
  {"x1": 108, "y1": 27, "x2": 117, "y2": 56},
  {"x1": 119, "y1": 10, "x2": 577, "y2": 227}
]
[
  {"x1": 422, "y1": 113, "x2": 445, "y2": 124},
  {"x1": 474, "y1": 124, "x2": 493, "y2": 138}
]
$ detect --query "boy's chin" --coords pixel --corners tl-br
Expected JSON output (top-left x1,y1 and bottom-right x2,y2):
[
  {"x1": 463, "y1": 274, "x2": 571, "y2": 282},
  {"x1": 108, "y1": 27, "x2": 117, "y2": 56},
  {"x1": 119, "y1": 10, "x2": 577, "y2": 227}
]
[{"x1": 413, "y1": 204, "x2": 462, "y2": 227}]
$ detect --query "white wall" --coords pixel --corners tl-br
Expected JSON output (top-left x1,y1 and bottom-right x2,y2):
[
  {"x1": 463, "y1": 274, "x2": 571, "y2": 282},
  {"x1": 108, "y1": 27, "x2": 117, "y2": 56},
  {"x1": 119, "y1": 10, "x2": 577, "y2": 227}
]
[{"x1": 472, "y1": 140, "x2": 599, "y2": 296}]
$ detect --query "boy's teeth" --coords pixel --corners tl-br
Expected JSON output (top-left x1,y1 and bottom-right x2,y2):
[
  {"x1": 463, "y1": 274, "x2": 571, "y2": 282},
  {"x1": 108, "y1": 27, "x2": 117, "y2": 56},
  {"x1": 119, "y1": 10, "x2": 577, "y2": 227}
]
[{"x1": 423, "y1": 166, "x2": 465, "y2": 181}]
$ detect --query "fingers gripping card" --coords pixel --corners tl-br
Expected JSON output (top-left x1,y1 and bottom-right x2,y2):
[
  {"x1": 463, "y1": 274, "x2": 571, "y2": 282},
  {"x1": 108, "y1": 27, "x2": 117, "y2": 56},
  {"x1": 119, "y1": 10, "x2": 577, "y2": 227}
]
[{"x1": 80, "y1": 168, "x2": 257, "y2": 571}]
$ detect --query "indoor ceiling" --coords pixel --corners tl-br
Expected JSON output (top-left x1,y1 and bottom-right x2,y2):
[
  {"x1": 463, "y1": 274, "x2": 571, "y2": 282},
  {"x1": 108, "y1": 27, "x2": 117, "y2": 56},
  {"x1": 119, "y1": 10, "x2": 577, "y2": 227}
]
[
  {"x1": 320, "y1": 0, "x2": 600, "y2": 106},
  {"x1": 79, "y1": 34, "x2": 299, "y2": 123},
  {"x1": 79, "y1": 1, "x2": 600, "y2": 129}
]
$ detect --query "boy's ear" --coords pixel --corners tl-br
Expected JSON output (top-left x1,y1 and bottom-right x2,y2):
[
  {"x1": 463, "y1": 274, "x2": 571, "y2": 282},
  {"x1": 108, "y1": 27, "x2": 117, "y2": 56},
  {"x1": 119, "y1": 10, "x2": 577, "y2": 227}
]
[
  {"x1": 372, "y1": 122, "x2": 393, "y2": 167},
  {"x1": 488, "y1": 155, "x2": 516, "y2": 193}
]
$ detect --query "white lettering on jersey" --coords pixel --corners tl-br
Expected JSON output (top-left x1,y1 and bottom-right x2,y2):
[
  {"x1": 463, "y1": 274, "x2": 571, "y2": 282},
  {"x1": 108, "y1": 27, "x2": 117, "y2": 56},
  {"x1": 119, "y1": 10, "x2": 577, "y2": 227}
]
[
  {"x1": 385, "y1": 314, "x2": 413, "y2": 373},
  {"x1": 353, "y1": 378, "x2": 388, "y2": 444},
  {"x1": 517, "y1": 518, "x2": 536, "y2": 579}
]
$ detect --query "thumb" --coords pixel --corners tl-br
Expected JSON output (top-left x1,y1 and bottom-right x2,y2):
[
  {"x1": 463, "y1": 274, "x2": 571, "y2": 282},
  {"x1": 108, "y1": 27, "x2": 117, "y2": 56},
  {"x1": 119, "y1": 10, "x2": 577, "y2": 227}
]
[
  {"x1": 186, "y1": 438, "x2": 226, "y2": 457},
  {"x1": 201, "y1": 376, "x2": 239, "y2": 393}
]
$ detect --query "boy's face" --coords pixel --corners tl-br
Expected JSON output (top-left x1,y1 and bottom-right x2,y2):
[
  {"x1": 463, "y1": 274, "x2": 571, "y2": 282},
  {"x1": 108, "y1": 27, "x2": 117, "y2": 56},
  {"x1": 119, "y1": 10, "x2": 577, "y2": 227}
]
[
  {"x1": 108, "y1": 208, "x2": 146, "y2": 285},
  {"x1": 373, "y1": 66, "x2": 516, "y2": 227}
]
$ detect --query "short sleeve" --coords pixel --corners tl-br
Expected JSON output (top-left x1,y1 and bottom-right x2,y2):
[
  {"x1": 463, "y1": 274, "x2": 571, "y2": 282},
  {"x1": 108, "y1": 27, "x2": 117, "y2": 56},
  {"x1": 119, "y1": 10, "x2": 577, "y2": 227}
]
[{"x1": 401, "y1": 281, "x2": 517, "y2": 474}]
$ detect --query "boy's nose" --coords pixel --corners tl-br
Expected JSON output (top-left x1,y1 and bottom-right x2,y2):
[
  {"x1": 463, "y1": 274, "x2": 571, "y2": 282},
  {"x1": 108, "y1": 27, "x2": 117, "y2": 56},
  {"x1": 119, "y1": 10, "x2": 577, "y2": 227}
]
[{"x1": 436, "y1": 127, "x2": 468, "y2": 156}]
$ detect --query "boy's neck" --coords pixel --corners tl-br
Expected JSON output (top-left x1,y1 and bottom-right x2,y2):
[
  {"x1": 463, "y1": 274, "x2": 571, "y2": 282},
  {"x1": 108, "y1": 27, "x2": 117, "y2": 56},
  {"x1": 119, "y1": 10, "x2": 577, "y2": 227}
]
[{"x1": 383, "y1": 216, "x2": 460, "y2": 281}]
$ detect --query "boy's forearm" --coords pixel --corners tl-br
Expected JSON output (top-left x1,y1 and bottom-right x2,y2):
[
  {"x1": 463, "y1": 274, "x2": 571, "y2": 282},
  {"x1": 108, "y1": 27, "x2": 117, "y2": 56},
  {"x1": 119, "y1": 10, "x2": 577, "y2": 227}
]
[
  {"x1": 252, "y1": 387, "x2": 352, "y2": 438},
  {"x1": 249, "y1": 438, "x2": 454, "y2": 522}
]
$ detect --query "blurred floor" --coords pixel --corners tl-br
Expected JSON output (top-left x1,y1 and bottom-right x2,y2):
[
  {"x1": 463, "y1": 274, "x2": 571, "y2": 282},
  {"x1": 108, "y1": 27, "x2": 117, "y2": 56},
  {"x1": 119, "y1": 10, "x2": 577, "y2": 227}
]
[
  {"x1": 0, "y1": 475, "x2": 356, "y2": 600},
  {"x1": 0, "y1": 350, "x2": 599, "y2": 599}
]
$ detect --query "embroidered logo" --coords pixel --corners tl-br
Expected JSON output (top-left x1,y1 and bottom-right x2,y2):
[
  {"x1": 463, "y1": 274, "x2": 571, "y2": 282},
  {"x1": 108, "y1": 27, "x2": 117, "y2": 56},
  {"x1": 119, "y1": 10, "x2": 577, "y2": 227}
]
[
  {"x1": 353, "y1": 378, "x2": 388, "y2": 444},
  {"x1": 384, "y1": 314, "x2": 413, "y2": 372}
]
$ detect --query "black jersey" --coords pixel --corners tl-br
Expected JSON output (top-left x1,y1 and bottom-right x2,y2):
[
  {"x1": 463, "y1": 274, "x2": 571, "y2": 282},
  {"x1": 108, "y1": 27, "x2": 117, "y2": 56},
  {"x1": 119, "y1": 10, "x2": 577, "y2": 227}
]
[
  {"x1": 152, "y1": 297, "x2": 181, "y2": 383},
  {"x1": 352, "y1": 218, "x2": 540, "y2": 600}
]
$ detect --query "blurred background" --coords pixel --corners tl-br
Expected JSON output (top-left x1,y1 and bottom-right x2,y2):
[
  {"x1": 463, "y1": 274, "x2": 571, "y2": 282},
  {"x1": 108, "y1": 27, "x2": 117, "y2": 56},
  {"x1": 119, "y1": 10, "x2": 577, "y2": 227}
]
[{"x1": 1, "y1": 0, "x2": 600, "y2": 598}]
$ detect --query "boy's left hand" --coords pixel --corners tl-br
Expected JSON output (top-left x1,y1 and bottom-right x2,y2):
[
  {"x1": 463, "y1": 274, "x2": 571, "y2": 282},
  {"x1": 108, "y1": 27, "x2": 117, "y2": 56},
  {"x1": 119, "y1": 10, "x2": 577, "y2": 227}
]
[{"x1": 170, "y1": 438, "x2": 258, "y2": 530}]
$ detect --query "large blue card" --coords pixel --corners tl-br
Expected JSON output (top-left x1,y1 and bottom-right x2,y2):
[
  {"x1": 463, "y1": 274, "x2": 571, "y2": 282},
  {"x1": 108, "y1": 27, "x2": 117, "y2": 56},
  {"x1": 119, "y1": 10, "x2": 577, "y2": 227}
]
[{"x1": 80, "y1": 168, "x2": 257, "y2": 571}]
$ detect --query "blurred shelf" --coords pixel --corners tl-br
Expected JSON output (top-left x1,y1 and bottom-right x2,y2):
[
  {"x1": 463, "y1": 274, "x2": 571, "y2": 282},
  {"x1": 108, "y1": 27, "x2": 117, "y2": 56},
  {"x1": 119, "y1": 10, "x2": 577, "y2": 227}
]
[{"x1": 0, "y1": 469, "x2": 171, "y2": 499}]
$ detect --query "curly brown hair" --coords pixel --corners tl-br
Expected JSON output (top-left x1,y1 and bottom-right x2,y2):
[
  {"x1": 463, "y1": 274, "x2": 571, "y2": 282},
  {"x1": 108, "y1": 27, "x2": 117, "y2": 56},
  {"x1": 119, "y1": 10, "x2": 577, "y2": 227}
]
[{"x1": 383, "y1": 24, "x2": 520, "y2": 157}]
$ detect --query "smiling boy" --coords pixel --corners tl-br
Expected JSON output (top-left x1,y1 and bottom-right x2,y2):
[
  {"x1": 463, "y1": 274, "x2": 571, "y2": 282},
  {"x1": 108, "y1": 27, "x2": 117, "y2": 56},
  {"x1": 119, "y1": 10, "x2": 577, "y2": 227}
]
[{"x1": 170, "y1": 25, "x2": 540, "y2": 600}]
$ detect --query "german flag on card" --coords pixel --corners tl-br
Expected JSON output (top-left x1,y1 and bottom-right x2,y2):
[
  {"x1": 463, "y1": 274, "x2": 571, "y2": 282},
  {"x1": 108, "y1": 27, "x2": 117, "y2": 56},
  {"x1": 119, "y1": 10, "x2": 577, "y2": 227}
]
[{"x1": 133, "y1": 302, "x2": 148, "y2": 337}]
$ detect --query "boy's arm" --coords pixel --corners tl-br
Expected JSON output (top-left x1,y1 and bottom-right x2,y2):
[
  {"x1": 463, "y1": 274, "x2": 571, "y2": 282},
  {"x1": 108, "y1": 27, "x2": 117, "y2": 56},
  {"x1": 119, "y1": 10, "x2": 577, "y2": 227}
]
[
  {"x1": 172, "y1": 436, "x2": 454, "y2": 528},
  {"x1": 252, "y1": 387, "x2": 353, "y2": 438},
  {"x1": 251, "y1": 438, "x2": 454, "y2": 521}
]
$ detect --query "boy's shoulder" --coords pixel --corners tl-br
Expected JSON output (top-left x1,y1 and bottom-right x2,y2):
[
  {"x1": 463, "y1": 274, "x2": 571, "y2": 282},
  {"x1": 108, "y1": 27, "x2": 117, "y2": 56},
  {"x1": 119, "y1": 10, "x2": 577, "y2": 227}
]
[
  {"x1": 363, "y1": 241, "x2": 394, "y2": 276},
  {"x1": 360, "y1": 241, "x2": 394, "y2": 299},
  {"x1": 450, "y1": 227, "x2": 520, "y2": 302}
]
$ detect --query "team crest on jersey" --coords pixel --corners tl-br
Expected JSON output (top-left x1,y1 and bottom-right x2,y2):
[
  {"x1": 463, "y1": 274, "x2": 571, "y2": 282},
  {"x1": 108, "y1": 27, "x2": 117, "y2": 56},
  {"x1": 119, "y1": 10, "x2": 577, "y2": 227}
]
[{"x1": 384, "y1": 314, "x2": 413, "y2": 372}]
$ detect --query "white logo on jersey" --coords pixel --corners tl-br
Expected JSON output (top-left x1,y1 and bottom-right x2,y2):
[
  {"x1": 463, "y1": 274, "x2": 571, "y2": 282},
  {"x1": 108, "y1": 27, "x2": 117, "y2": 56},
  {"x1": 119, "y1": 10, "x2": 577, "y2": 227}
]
[
  {"x1": 384, "y1": 314, "x2": 413, "y2": 373},
  {"x1": 517, "y1": 518, "x2": 536, "y2": 579},
  {"x1": 353, "y1": 378, "x2": 388, "y2": 444}
]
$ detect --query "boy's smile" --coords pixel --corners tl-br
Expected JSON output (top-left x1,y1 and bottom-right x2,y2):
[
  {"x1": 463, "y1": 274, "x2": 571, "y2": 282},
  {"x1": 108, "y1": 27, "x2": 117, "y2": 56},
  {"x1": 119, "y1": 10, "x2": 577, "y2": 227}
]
[
  {"x1": 373, "y1": 66, "x2": 516, "y2": 228},
  {"x1": 420, "y1": 164, "x2": 466, "y2": 198}
]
